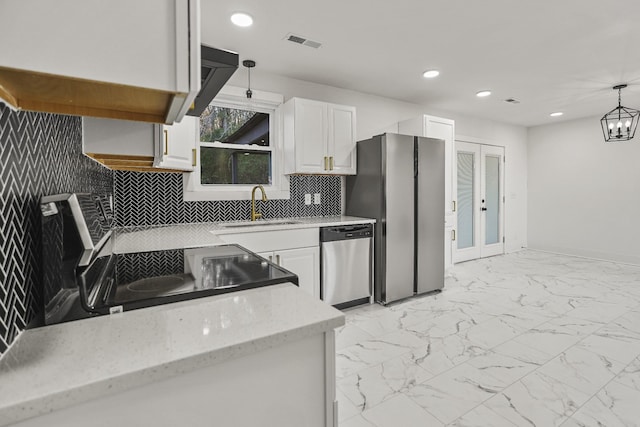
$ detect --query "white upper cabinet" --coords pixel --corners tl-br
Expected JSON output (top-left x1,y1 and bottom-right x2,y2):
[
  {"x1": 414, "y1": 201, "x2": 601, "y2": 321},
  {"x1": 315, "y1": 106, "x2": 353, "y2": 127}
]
[
  {"x1": 327, "y1": 104, "x2": 357, "y2": 174},
  {"x1": 155, "y1": 117, "x2": 198, "y2": 171},
  {"x1": 0, "y1": 0, "x2": 200, "y2": 125},
  {"x1": 283, "y1": 97, "x2": 357, "y2": 175},
  {"x1": 83, "y1": 116, "x2": 198, "y2": 172}
]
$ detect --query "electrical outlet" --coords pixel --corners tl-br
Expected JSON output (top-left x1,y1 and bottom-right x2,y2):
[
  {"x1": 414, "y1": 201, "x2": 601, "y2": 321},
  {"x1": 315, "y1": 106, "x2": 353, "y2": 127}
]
[
  {"x1": 313, "y1": 193, "x2": 321, "y2": 204},
  {"x1": 304, "y1": 194, "x2": 312, "y2": 205}
]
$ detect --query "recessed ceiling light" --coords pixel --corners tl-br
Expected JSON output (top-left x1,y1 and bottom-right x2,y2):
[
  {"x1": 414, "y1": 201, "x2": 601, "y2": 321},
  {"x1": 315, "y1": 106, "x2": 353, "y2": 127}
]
[
  {"x1": 476, "y1": 90, "x2": 492, "y2": 98},
  {"x1": 422, "y1": 70, "x2": 440, "y2": 79},
  {"x1": 231, "y1": 12, "x2": 253, "y2": 27},
  {"x1": 550, "y1": 112, "x2": 563, "y2": 117}
]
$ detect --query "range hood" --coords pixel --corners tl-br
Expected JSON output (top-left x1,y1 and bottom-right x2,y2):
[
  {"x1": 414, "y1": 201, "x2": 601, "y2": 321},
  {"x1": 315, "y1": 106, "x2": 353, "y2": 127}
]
[{"x1": 187, "y1": 45, "x2": 239, "y2": 117}]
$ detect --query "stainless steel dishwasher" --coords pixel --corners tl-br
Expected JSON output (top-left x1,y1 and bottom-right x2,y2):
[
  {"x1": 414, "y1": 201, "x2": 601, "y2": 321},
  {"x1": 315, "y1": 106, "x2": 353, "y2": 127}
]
[{"x1": 320, "y1": 224, "x2": 373, "y2": 309}]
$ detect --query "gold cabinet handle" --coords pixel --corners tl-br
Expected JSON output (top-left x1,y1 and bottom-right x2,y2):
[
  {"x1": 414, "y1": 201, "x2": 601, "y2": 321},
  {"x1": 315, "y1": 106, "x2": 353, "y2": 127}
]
[
  {"x1": 330, "y1": 156, "x2": 334, "y2": 171},
  {"x1": 163, "y1": 129, "x2": 169, "y2": 155},
  {"x1": 324, "y1": 156, "x2": 329, "y2": 171},
  {"x1": 192, "y1": 148, "x2": 197, "y2": 166},
  {"x1": 451, "y1": 229, "x2": 456, "y2": 241}
]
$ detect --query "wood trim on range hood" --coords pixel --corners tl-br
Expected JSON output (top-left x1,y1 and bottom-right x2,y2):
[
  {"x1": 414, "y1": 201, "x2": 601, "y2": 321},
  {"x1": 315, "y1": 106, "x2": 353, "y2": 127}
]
[
  {"x1": 85, "y1": 153, "x2": 186, "y2": 173},
  {"x1": 0, "y1": 66, "x2": 180, "y2": 124}
]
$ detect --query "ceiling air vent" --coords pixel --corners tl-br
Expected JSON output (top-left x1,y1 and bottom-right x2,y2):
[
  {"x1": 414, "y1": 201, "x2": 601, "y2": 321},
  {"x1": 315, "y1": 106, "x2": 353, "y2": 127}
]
[
  {"x1": 504, "y1": 98, "x2": 521, "y2": 104},
  {"x1": 285, "y1": 33, "x2": 322, "y2": 49}
]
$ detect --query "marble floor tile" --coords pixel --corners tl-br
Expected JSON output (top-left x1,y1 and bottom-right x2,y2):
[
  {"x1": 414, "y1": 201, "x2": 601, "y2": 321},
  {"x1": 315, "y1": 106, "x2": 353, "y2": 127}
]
[
  {"x1": 613, "y1": 356, "x2": 640, "y2": 392},
  {"x1": 467, "y1": 351, "x2": 539, "y2": 387},
  {"x1": 564, "y1": 381, "x2": 640, "y2": 427},
  {"x1": 448, "y1": 404, "x2": 517, "y2": 427},
  {"x1": 492, "y1": 339, "x2": 556, "y2": 366},
  {"x1": 407, "y1": 363, "x2": 505, "y2": 424},
  {"x1": 511, "y1": 322, "x2": 586, "y2": 357},
  {"x1": 346, "y1": 309, "x2": 414, "y2": 337},
  {"x1": 563, "y1": 301, "x2": 631, "y2": 324},
  {"x1": 576, "y1": 328, "x2": 640, "y2": 365},
  {"x1": 461, "y1": 317, "x2": 527, "y2": 349},
  {"x1": 604, "y1": 310, "x2": 640, "y2": 338},
  {"x1": 536, "y1": 346, "x2": 625, "y2": 395},
  {"x1": 337, "y1": 351, "x2": 433, "y2": 412},
  {"x1": 484, "y1": 371, "x2": 590, "y2": 427},
  {"x1": 360, "y1": 394, "x2": 444, "y2": 427},
  {"x1": 340, "y1": 414, "x2": 376, "y2": 427},
  {"x1": 336, "y1": 330, "x2": 428, "y2": 378},
  {"x1": 402, "y1": 332, "x2": 489, "y2": 376},
  {"x1": 497, "y1": 308, "x2": 554, "y2": 331},
  {"x1": 413, "y1": 309, "x2": 493, "y2": 337},
  {"x1": 541, "y1": 316, "x2": 604, "y2": 335},
  {"x1": 337, "y1": 389, "x2": 361, "y2": 422},
  {"x1": 336, "y1": 324, "x2": 374, "y2": 350},
  {"x1": 337, "y1": 250, "x2": 640, "y2": 426}
]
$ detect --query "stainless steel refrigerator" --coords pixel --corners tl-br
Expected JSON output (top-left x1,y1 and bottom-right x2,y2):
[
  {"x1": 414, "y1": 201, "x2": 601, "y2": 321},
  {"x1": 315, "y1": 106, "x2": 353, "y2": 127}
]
[{"x1": 345, "y1": 133, "x2": 445, "y2": 304}]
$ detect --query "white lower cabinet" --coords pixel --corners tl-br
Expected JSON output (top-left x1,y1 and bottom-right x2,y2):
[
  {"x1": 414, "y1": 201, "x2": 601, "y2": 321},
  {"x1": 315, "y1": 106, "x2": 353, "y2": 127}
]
[
  {"x1": 14, "y1": 332, "x2": 338, "y2": 427},
  {"x1": 220, "y1": 228, "x2": 321, "y2": 299},
  {"x1": 259, "y1": 247, "x2": 320, "y2": 299}
]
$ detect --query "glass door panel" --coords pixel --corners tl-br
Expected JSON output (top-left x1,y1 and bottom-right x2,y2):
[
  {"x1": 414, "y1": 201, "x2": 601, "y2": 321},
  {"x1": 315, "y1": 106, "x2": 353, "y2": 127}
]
[
  {"x1": 457, "y1": 151, "x2": 475, "y2": 249},
  {"x1": 484, "y1": 155, "x2": 500, "y2": 245}
]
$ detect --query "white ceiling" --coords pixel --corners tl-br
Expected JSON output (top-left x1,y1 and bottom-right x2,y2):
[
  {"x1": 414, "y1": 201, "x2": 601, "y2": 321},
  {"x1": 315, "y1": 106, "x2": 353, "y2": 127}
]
[{"x1": 201, "y1": 0, "x2": 640, "y2": 127}]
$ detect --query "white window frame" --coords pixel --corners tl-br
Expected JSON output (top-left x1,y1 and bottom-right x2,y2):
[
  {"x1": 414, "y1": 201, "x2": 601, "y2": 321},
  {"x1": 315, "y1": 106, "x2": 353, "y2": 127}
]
[{"x1": 183, "y1": 86, "x2": 289, "y2": 201}]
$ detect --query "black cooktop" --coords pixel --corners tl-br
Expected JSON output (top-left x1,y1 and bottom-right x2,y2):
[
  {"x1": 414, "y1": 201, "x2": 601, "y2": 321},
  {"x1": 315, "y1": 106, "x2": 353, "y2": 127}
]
[{"x1": 78, "y1": 244, "x2": 298, "y2": 316}]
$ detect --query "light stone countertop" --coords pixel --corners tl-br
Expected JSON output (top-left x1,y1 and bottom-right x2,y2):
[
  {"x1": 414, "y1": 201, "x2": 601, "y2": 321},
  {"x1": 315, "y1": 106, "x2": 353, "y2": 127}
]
[
  {"x1": 0, "y1": 215, "x2": 371, "y2": 425},
  {"x1": 113, "y1": 215, "x2": 376, "y2": 253},
  {"x1": 0, "y1": 283, "x2": 344, "y2": 426}
]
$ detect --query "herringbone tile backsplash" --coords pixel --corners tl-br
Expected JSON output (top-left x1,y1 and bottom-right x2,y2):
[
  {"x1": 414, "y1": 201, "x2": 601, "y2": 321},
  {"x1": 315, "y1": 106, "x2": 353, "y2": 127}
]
[
  {"x1": 114, "y1": 172, "x2": 342, "y2": 227},
  {"x1": 0, "y1": 103, "x2": 342, "y2": 356},
  {"x1": 0, "y1": 105, "x2": 112, "y2": 355}
]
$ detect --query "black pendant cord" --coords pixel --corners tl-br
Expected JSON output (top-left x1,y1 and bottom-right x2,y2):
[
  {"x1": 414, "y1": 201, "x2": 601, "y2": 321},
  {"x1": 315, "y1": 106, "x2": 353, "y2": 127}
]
[{"x1": 243, "y1": 59, "x2": 256, "y2": 99}]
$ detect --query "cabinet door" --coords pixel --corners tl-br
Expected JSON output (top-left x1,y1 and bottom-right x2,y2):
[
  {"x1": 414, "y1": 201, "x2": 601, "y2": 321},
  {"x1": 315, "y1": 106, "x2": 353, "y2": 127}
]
[
  {"x1": 154, "y1": 116, "x2": 198, "y2": 171},
  {"x1": 293, "y1": 99, "x2": 328, "y2": 174},
  {"x1": 327, "y1": 104, "x2": 356, "y2": 175},
  {"x1": 276, "y1": 247, "x2": 320, "y2": 299},
  {"x1": 0, "y1": 0, "x2": 199, "y2": 124}
]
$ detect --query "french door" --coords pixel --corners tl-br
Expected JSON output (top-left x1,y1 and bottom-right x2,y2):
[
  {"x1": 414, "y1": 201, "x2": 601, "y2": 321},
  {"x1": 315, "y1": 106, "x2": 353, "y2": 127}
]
[{"x1": 454, "y1": 141, "x2": 504, "y2": 263}]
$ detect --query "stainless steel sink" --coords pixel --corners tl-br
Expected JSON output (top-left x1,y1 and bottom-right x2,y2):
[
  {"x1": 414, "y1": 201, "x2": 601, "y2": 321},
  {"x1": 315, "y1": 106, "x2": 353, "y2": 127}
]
[{"x1": 219, "y1": 220, "x2": 302, "y2": 228}]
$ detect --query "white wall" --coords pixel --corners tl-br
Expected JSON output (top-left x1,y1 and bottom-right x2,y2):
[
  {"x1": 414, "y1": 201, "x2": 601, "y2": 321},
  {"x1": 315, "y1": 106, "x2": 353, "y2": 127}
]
[
  {"x1": 528, "y1": 116, "x2": 640, "y2": 264},
  {"x1": 229, "y1": 70, "x2": 528, "y2": 253}
]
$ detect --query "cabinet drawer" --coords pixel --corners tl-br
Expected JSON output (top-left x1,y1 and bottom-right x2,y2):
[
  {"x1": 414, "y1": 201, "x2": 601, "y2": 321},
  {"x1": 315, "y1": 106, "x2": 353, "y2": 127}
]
[{"x1": 219, "y1": 228, "x2": 319, "y2": 253}]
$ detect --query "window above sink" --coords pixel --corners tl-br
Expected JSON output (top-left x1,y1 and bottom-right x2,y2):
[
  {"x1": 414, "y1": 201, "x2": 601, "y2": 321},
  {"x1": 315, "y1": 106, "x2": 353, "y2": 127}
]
[{"x1": 184, "y1": 86, "x2": 290, "y2": 201}]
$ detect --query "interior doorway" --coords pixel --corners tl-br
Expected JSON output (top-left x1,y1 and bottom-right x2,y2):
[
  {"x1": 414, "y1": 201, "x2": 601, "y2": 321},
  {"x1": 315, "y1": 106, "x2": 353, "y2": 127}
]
[{"x1": 454, "y1": 141, "x2": 505, "y2": 263}]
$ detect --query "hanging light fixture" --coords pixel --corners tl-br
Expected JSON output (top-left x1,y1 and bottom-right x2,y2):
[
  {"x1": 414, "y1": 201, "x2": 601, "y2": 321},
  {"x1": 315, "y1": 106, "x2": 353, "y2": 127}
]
[
  {"x1": 600, "y1": 84, "x2": 639, "y2": 142},
  {"x1": 243, "y1": 59, "x2": 255, "y2": 99}
]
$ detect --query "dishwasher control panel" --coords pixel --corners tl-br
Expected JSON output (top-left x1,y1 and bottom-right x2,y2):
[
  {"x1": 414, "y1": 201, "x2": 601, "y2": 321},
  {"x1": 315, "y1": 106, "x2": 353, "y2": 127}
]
[{"x1": 320, "y1": 224, "x2": 373, "y2": 242}]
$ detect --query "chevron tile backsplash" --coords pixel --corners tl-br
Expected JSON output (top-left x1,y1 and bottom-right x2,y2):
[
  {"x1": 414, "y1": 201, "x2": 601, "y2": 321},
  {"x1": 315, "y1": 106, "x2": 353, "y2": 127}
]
[
  {"x1": 0, "y1": 105, "x2": 112, "y2": 355},
  {"x1": 114, "y1": 172, "x2": 342, "y2": 227}
]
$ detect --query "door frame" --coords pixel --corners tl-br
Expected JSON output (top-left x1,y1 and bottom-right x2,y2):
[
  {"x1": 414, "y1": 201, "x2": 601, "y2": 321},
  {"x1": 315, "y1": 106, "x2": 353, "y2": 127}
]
[{"x1": 453, "y1": 136, "x2": 506, "y2": 263}]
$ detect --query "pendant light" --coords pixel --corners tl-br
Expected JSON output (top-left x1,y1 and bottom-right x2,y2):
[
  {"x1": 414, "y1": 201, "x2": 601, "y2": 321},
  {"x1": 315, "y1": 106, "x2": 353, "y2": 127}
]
[
  {"x1": 243, "y1": 59, "x2": 255, "y2": 110},
  {"x1": 600, "y1": 84, "x2": 639, "y2": 142}
]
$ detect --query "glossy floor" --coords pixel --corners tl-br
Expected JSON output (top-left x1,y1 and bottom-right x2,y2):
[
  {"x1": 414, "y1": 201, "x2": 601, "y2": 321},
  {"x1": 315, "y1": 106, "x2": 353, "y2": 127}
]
[{"x1": 336, "y1": 250, "x2": 640, "y2": 427}]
